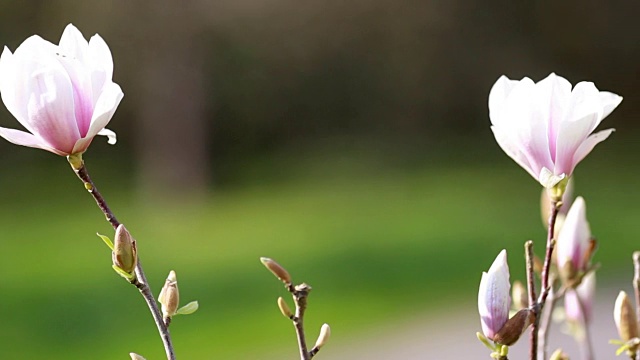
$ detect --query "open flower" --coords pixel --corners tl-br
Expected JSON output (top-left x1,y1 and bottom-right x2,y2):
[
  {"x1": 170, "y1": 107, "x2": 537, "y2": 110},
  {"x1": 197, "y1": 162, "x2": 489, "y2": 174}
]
[
  {"x1": 0, "y1": 24, "x2": 123, "y2": 156},
  {"x1": 489, "y1": 73, "x2": 622, "y2": 189},
  {"x1": 478, "y1": 249, "x2": 511, "y2": 341},
  {"x1": 556, "y1": 196, "x2": 592, "y2": 282}
]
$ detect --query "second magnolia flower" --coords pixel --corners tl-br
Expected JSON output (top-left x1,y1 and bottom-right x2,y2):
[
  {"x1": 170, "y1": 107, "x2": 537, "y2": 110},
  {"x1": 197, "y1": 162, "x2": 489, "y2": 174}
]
[{"x1": 489, "y1": 73, "x2": 622, "y2": 189}]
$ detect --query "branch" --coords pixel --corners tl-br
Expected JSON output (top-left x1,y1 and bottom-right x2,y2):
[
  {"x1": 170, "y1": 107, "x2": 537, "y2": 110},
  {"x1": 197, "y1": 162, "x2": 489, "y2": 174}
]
[
  {"x1": 68, "y1": 155, "x2": 175, "y2": 360},
  {"x1": 288, "y1": 283, "x2": 312, "y2": 360},
  {"x1": 531, "y1": 199, "x2": 561, "y2": 360},
  {"x1": 525, "y1": 240, "x2": 537, "y2": 360}
]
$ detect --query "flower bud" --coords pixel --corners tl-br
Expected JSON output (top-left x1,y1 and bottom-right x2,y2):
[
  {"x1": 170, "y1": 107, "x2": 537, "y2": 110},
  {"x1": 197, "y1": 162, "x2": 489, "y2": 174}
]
[
  {"x1": 564, "y1": 272, "x2": 596, "y2": 324},
  {"x1": 112, "y1": 224, "x2": 137, "y2": 276},
  {"x1": 511, "y1": 280, "x2": 528, "y2": 309},
  {"x1": 130, "y1": 353, "x2": 146, "y2": 360},
  {"x1": 493, "y1": 308, "x2": 535, "y2": 346},
  {"x1": 614, "y1": 291, "x2": 638, "y2": 343},
  {"x1": 478, "y1": 250, "x2": 511, "y2": 341},
  {"x1": 158, "y1": 270, "x2": 179, "y2": 319},
  {"x1": 260, "y1": 257, "x2": 292, "y2": 284},
  {"x1": 277, "y1": 297, "x2": 293, "y2": 319},
  {"x1": 313, "y1": 323, "x2": 331, "y2": 350},
  {"x1": 556, "y1": 197, "x2": 591, "y2": 283}
]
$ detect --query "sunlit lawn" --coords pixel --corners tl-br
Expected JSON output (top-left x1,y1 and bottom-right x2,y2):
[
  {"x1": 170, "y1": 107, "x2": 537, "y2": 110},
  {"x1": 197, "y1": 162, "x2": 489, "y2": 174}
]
[{"x1": 0, "y1": 142, "x2": 637, "y2": 359}]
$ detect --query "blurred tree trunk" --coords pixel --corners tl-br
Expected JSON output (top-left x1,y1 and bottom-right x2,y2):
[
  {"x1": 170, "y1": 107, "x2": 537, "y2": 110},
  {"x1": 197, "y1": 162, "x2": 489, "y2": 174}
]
[{"x1": 125, "y1": 3, "x2": 210, "y2": 200}]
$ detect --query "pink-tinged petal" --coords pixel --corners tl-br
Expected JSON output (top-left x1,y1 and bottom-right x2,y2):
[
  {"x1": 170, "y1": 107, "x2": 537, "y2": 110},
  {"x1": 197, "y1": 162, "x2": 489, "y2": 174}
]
[
  {"x1": 564, "y1": 272, "x2": 596, "y2": 324},
  {"x1": 533, "y1": 73, "x2": 571, "y2": 159},
  {"x1": 571, "y1": 128, "x2": 614, "y2": 168},
  {"x1": 71, "y1": 127, "x2": 117, "y2": 155},
  {"x1": 0, "y1": 127, "x2": 66, "y2": 155},
  {"x1": 557, "y1": 197, "x2": 590, "y2": 273},
  {"x1": 499, "y1": 79, "x2": 555, "y2": 177},
  {"x1": 86, "y1": 82, "x2": 123, "y2": 139},
  {"x1": 478, "y1": 250, "x2": 511, "y2": 340},
  {"x1": 23, "y1": 64, "x2": 81, "y2": 153},
  {"x1": 553, "y1": 112, "x2": 601, "y2": 176}
]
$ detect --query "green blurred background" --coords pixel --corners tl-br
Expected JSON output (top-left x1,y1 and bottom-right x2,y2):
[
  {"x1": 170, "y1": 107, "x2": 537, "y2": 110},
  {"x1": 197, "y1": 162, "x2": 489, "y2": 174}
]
[{"x1": 0, "y1": 1, "x2": 638, "y2": 359}]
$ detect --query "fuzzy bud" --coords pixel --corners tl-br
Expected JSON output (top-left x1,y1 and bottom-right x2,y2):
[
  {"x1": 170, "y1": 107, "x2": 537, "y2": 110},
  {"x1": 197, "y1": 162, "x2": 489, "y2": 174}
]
[
  {"x1": 277, "y1": 297, "x2": 293, "y2": 319},
  {"x1": 112, "y1": 224, "x2": 137, "y2": 275},
  {"x1": 493, "y1": 308, "x2": 535, "y2": 346},
  {"x1": 615, "y1": 291, "x2": 638, "y2": 343},
  {"x1": 511, "y1": 281, "x2": 528, "y2": 309},
  {"x1": 158, "y1": 270, "x2": 179, "y2": 319},
  {"x1": 129, "y1": 353, "x2": 146, "y2": 360},
  {"x1": 313, "y1": 323, "x2": 331, "y2": 350},
  {"x1": 260, "y1": 257, "x2": 292, "y2": 284}
]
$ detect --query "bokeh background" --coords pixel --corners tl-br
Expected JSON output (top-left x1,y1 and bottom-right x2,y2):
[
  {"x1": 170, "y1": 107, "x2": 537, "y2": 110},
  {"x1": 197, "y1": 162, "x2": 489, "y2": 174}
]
[{"x1": 0, "y1": 1, "x2": 638, "y2": 359}]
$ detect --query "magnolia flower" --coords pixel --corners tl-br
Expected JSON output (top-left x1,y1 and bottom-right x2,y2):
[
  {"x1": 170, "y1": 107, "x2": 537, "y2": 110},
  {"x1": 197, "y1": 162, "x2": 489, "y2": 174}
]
[
  {"x1": 564, "y1": 271, "x2": 596, "y2": 324},
  {"x1": 0, "y1": 24, "x2": 123, "y2": 156},
  {"x1": 478, "y1": 249, "x2": 511, "y2": 341},
  {"x1": 556, "y1": 197, "x2": 592, "y2": 281},
  {"x1": 489, "y1": 73, "x2": 622, "y2": 189}
]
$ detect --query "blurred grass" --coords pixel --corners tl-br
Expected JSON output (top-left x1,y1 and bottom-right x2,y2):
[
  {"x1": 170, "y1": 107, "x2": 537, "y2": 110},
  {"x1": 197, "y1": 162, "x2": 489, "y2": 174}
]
[{"x1": 0, "y1": 139, "x2": 638, "y2": 359}]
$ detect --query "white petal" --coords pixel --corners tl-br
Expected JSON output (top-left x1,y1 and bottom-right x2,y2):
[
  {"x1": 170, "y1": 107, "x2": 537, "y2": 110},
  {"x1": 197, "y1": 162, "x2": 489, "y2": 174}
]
[
  {"x1": 553, "y1": 112, "x2": 601, "y2": 176},
  {"x1": 97, "y1": 128, "x2": 117, "y2": 144},
  {"x1": 571, "y1": 128, "x2": 614, "y2": 168},
  {"x1": 598, "y1": 91, "x2": 623, "y2": 120},
  {"x1": 88, "y1": 34, "x2": 113, "y2": 80},
  {"x1": 86, "y1": 82, "x2": 123, "y2": 138},
  {"x1": 58, "y1": 24, "x2": 89, "y2": 63},
  {"x1": 491, "y1": 126, "x2": 537, "y2": 180},
  {"x1": 533, "y1": 73, "x2": 571, "y2": 157},
  {"x1": 488, "y1": 75, "x2": 520, "y2": 122},
  {"x1": 538, "y1": 167, "x2": 565, "y2": 188}
]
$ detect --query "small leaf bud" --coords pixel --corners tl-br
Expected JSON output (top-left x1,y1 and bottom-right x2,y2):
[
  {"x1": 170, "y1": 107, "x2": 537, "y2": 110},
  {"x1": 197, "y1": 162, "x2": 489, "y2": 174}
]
[
  {"x1": 260, "y1": 257, "x2": 292, "y2": 284},
  {"x1": 176, "y1": 301, "x2": 199, "y2": 315},
  {"x1": 112, "y1": 224, "x2": 137, "y2": 276},
  {"x1": 549, "y1": 349, "x2": 569, "y2": 360},
  {"x1": 313, "y1": 323, "x2": 331, "y2": 350},
  {"x1": 493, "y1": 308, "x2": 535, "y2": 346},
  {"x1": 158, "y1": 270, "x2": 179, "y2": 319},
  {"x1": 277, "y1": 297, "x2": 293, "y2": 319}
]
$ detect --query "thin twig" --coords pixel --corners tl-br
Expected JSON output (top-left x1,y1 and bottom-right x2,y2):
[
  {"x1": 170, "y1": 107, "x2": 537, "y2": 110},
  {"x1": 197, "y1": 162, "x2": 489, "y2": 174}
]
[
  {"x1": 633, "y1": 252, "x2": 640, "y2": 360},
  {"x1": 525, "y1": 240, "x2": 537, "y2": 360},
  {"x1": 69, "y1": 155, "x2": 176, "y2": 360},
  {"x1": 538, "y1": 276, "x2": 560, "y2": 360},
  {"x1": 287, "y1": 283, "x2": 312, "y2": 360},
  {"x1": 532, "y1": 199, "x2": 560, "y2": 360}
]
